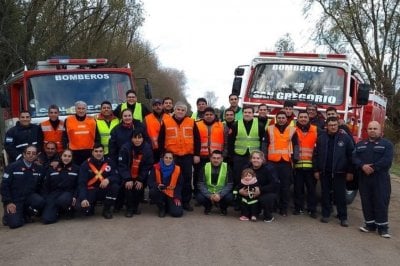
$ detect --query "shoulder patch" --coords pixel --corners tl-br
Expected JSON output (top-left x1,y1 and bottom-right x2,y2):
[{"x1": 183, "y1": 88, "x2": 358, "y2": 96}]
[
  {"x1": 5, "y1": 137, "x2": 13, "y2": 143},
  {"x1": 3, "y1": 173, "x2": 9, "y2": 179}
]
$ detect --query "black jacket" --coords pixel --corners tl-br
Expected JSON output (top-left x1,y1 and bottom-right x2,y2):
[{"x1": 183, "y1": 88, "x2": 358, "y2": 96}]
[
  {"x1": 1, "y1": 159, "x2": 45, "y2": 204},
  {"x1": 118, "y1": 141, "x2": 154, "y2": 183},
  {"x1": 43, "y1": 163, "x2": 79, "y2": 197},
  {"x1": 313, "y1": 131, "x2": 354, "y2": 174},
  {"x1": 4, "y1": 122, "x2": 43, "y2": 162}
]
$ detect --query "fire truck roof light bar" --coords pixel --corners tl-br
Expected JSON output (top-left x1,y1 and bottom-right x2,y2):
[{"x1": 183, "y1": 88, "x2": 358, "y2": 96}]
[
  {"x1": 46, "y1": 58, "x2": 108, "y2": 65},
  {"x1": 259, "y1": 52, "x2": 347, "y2": 60}
]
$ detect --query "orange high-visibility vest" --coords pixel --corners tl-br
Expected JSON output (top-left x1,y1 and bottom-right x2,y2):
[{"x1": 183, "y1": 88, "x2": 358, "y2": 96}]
[
  {"x1": 66, "y1": 115, "x2": 96, "y2": 150},
  {"x1": 267, "y1": 125, "x2": 296, "y2": 162},
  {"x1": 295, "y1": 125, "x2": 317, "y2": 168},
  {"x1": 163, "y1": 116, "x2": 195, "y2": 156},
  {"x1": 87, "y1": 161, "x2": 108, "y2": 188},
  {"x1": 41, "y1": 120, "x2": 65, "y2": 153},
  {"x1": 154, "y1": 163, "x2": 181, "y2": 198},
  {"x1": 196, "y1": 120, "x2": 224, "y2": 157},
  {"x1": 130, "y1": 154, "x2": 143, "y2": 180},
  {"x1": 144, "y1": 113, "x2": 167, "y2": 149}
]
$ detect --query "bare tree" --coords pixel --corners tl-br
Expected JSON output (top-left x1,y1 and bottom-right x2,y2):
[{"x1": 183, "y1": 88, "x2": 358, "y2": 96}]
[
  {"x1": 304, "y1": 0, "x2": 400, "y2": 129},
  {"x1": 204, "y1": 91, "x2": 218, "y2": 108},
  {"x1": 274, "y1": 33, "x2": 295, "y2": 52}
]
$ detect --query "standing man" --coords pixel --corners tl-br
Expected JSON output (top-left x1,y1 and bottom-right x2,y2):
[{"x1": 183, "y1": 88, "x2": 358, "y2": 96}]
[
  {"x1": 63, "y1": 101, "x2": 96, "y2": 165},
  {"x1": 1, "y1": 145, "x2": 45, "y2": 229},
  {"x1": 95, "y1": 101, "x2": 120, "y2": 156},
  {"x1": 314, "y1": 117, "x2": 354, "y2": 227},
  {"x1": 228, "y1": 106, "x2": 265, "y2": 187},
  {"x1": 223, "y1": 94, "x2": 243, "y2": 121},
  {"x1": 162, "y1": 97, "x2": 174, "y2": 115},
  {"x1": 191, "y1": 97, "x2": 208, "y2": 121},
  {"x1": 144, "y1": 98, "x2": 168, "y2": 162},
  {"x1": 77, "y1": 144, "x2": 120, "y2": 219},
  {"x1": 353, "y1": 121, "x2": 394, "y2": 238},
  {"x1": 293, "y1": 111, "x2": 318, "y2": 218},
  {"x1": 257, "y1": 104, "x2": 270, "y2": 129},
  {"x1": 40, "y1": 105, "x2": 65, "y2": 153},
  {"x1": 266, "y1": 111, "x2": 298, "y2": 216},
  {"x1": 194, "y1": 107, "x2": 225, "y2": 192},
  {"x1": 4, "y1": 110, "x2": 43, "y2": 163},
  {"x1": 196, "y1": 150, "x2": 233, "y2": 215},
  {"x1": 306, "y1": 104, "x2": 325, "y2": 129},
  {"x1": 222, "y1": 108, "x2": 236, "y2": 161},
  {"x1": 158, "y1": 101, "x2": 201, "y2": 211},
  {"x1": 113, "y1": 89, "x2": 150, "y2": 122}
]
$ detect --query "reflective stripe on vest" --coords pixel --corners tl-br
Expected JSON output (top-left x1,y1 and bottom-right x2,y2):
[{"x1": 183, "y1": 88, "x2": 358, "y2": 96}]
[
  {"x1": 87, "y1": 162, "x2": 108, "y2": 188},
  {"x1": 144, "y1": 113, "x2": 167, "y2": 149},
  {"x1": 154, "y1": 163, "x2": 181, "y2": 198},
  {"x1": 96, "y1": 118, "x2": 119, "y2": 154},
  {"x1": 196, "y1": 121, "x2": 224, "y2": 156},
  {"x1": 234, "y1": 119, "x2": 260, "y2": 155},
  {"x1": 66, "y1": 116, "x2": 96, "y2": 150},
  {"x1": 163, "y1": 116, "x2": 195, "y2": 156},
  {"x1": 205, "y1": 162, "x2": 227, "y2": 193},
  {"x1": 267, "y1": 125, "x2": 295, "y2": 162},
  {"x1": 41, "y1": 120, "x2": 65, "y2": 153},
  {"x1": 121, "y1": 102, "x2": 143, "y2": 122},
  {"x1": 130, "y1": 154, "x2": 143, "y2": 180},
  {"x1": 295, "y1": 124, "x2": 317, "y2": 168}
]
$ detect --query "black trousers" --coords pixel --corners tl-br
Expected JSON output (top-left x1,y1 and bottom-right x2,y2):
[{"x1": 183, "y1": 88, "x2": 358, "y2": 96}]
[
  {"x1": 149, "y1": 188, "x2": 183, "y2": 217},
  {"x1": 359, "y1": 172, "x2": 391, "y2": 230},
  {"x1": 42, "y1": 191, "x2": 74, "y2": 224},
  {"x1": 196, "y1": 192, "x2": 234, "y2": 210},
  {"x1": 294, "y1": 168, "x2": 317, "y2": 212},
  {"x1": 271, "y1": 161, "x2": 293, "y2": 212},
  {"x1": 321, "y1": 172, "x2": 347, "y2": 220},
  {"x1": 174, "y1": 155, "x2": 193, "y2": 204}
]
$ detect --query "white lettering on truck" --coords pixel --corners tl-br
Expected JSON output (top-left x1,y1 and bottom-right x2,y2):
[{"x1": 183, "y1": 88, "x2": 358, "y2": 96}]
[
  {"x1": 272, "y1": 65, "x2": 324, "y2": 72},
  {"x1": 54, "y1": 74, "x2": 110, "y2": 81}
]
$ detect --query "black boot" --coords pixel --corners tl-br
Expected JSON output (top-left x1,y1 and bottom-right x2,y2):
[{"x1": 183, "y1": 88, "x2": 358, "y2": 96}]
[{"x1": 102, "y1": 201, "x2": 113, "y2": 219}]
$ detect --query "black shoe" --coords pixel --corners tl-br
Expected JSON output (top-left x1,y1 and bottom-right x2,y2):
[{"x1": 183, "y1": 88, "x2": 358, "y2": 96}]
[
  {"x1": 359, "y1": 226, "x2": 376, "y2": 233},
  {"x1": 292, "y1": 209, "x2": 304, "y2": 215},
  {"x1": 24, "y1": 215, "x2": 34, "y2": 223},
  {"x1": 378, "y1": 229, "x2": 391, "y2": 238},
  {"x1": 340, "y1": 220, "x2": 349, "y2": 227},
  {"x1": 158, "y1": 208, "x2": 166, "y2": 218},
  {"x1": 28, "y1": 206, "x2": 39, "y2": 217},
  {"x1": 309, "y1": 212, "x2": 317, "y2": 219},
  {"x1": 133, "y1": 209, "x2": 141, "y2": 215},
  {"x1": 220, "y1": 209, "x2": 227, "y2": 216},
  {"x1": 125, "y1": 211, "x2": 134, "y2": 218},
  {"x1": 102, "y1": 209, "x2": 113, "y2": 219},
  {"x1": 204, "y1": 208, "x2": 211, "y2": 215},
  {"x1": 183, "y1": 203, "x2": 194, "y2": 212},
  {"x1": 320, "y1": 217, "x2": 329, "y2": 223},
  {"x1": 279, "y1": 210, "x2": 287, "y2": 217},
  {"x1": 65, "y1": 208, "x2": 75, "y2": 220}
]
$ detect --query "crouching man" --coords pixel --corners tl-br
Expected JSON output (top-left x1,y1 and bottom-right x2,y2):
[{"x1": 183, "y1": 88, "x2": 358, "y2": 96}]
[
  {"x1": 77, "y1": 144, "x2": 120, "y2": 219},
  {"x1": 1, "y1": 145, "x2": 45, "y2": 228},
  {"x1": 196, "y1": 150, "x2": 233, "y2": 215}
]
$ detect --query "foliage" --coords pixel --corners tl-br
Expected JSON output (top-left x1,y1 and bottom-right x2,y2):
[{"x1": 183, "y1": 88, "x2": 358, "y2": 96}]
[
  {"x1": 274, "y1": 33, "x2": 295, "y2": 52},
  {"x1": 204, "y1": 91, "x2": 218, "y2": 108},
  {"x1": 0, "y1": 0, "x2": 188, "y2": 105},
  {"x1": 304, "y1": 0, "x2": 400, "y2": 130}
]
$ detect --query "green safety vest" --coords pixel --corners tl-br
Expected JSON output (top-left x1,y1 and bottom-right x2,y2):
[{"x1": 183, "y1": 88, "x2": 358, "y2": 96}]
[
  {"x1": 121, "y1": 102, "x2": 143, "y2": 122},
  {"x1": 205, "y1": 162, "x2": 228, "y2": 194},
  {"x1": 96, "y1": 118, "x2": 120, "y2": 154},
  {"x1": 234, "y1": 119, "x2": 260, "y2": 155}
]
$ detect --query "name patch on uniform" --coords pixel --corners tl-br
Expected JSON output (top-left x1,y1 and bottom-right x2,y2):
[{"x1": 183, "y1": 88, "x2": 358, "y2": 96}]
[{"x1": 5, "y1": 137, "x2": 13, "y2": 143}]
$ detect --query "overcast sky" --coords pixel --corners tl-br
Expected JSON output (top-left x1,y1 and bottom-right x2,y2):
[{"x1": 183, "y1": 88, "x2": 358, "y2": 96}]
[{"x1": 140, "y1": 0, "x2": 318, "y2": 108}]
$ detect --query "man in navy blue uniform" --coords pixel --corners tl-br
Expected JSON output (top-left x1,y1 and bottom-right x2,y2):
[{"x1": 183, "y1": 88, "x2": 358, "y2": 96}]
[
  {"x1": 4, "y1": 111, "x2": 43, "y2": 163},
  {"x1": 1, "y1": 145, "x2": 45, "y2": 229},
  {"x1": 313, "y1": 117, "x2": 354, "y2": 227},
  {"x1": 353, "y1": 121, "x2": 394, "y2": 238},
  {"x1": 77, "y1": 144, "x2": 120, "y2": 219}
]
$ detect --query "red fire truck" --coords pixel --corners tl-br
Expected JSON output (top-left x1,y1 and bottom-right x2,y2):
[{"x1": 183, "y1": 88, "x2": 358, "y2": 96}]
[
  {"x1": 232, "y1": 52, "x2": 387, "y2": 141},
  {"x1": 232, "y1": 52, "x2": 388, "y2": 204},
  {"x1": 0, "y1": 58, "x2": 150, "y2": 166}
]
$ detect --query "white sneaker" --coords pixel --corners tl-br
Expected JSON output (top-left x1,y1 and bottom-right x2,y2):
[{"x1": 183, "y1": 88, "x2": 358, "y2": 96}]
[{"x1": 263, "y1": 216, "x2": 275, "y2": 223}]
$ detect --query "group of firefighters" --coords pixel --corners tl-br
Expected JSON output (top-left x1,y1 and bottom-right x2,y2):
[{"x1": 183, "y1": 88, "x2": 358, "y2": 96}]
[{"x1": 1, "y1": 90, "x2": 394, "y2": 239}]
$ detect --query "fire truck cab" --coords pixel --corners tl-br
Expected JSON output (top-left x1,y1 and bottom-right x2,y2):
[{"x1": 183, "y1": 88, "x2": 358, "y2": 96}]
[
  {"x1": 0, "y1": 58, "x2": 151, "y2": 166},
  {"x1": 232, "y1": 52, "x2": 387, "y2": 141}
]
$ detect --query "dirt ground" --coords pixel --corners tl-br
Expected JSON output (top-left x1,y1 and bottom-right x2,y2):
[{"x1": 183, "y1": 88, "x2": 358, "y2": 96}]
[{"x1": 0, "y1": 175, "x2": 399, "y2": 266}]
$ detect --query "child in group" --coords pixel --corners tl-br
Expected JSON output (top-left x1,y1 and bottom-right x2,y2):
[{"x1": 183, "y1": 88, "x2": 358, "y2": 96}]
[{"x1": 237, "y1": 168, "x2": 260, "y2": 221}]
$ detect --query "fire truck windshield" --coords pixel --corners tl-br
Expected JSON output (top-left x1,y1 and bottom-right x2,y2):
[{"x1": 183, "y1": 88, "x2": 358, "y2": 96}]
[
  {"x1": 27, "y1": 72, "x2": 132, "y2": 117},
  {"x1": 248, "y1": 63, "x2": 346, "y2": 105}
]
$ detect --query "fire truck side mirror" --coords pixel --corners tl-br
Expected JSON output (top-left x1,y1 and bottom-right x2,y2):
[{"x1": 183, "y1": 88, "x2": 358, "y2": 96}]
[
  {"x1": 232, "y1": 77, "x2": 242, "y2": 96},
  {"x1": 357, "y1": 84, "x2": 370, "y2": 105},
  {"x1": 144, "y1": 83, "x2": 152, "y2": 100},
  {"x1": 234, "y1": 67, "x2": 245, "y2": 76}
]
